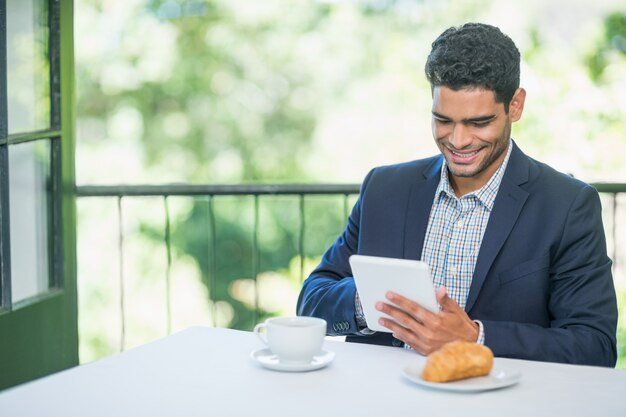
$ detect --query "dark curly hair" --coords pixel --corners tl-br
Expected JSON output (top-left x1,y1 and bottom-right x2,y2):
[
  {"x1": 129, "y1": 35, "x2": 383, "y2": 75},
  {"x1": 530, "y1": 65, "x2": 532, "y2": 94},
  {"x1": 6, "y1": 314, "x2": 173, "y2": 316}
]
[{"x1": 425, "y1": 23, "x2": 520, "y2": 112}]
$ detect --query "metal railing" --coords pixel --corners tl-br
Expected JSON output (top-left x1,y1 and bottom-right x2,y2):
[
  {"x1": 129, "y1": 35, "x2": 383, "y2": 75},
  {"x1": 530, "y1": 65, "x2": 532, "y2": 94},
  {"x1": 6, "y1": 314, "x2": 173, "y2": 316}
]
[
  {"x1": 75, "y1": 182, "x2": 625, "y2": 355},
  {"x1": 76, "y1": 184, "x2": 360, "y2": 352}
]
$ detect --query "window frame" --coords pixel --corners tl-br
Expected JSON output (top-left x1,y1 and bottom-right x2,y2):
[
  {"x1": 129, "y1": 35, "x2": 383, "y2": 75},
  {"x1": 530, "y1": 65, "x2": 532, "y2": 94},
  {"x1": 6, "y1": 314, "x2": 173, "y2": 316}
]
[{"x1": 0, "y1": 0, "x2": 64, "y2": 311}]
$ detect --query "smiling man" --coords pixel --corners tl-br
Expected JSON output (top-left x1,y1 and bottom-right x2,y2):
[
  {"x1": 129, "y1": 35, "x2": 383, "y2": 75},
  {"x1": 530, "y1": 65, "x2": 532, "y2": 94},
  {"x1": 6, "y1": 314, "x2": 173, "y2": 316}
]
[{"x1": 297, "y1": 23, "x2": 618, "y2": 366}]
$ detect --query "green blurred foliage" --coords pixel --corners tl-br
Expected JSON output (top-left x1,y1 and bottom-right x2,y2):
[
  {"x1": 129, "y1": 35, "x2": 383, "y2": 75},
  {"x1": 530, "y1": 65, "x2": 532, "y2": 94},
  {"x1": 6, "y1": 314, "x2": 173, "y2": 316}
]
[
  {"x1": 586, "y1": 12, "x2": 626, "y2": 82},
  {"x1": 79, "y1": 0, "x2": 332, "y2": 181}
]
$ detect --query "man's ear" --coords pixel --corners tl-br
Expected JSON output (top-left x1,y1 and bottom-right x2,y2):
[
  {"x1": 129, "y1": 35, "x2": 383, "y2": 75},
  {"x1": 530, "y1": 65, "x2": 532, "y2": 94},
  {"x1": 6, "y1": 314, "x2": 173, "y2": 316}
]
[{"x1": 508, "y1": 88, "x2": 526, "y2": 122}]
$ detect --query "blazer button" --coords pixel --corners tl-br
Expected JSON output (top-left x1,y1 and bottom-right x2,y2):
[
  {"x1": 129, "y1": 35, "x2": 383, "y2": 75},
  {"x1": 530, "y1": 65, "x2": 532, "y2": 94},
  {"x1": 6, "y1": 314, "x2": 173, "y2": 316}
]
[{"x1": 392, "y1": 338, "x2": 404, "y2": 347}]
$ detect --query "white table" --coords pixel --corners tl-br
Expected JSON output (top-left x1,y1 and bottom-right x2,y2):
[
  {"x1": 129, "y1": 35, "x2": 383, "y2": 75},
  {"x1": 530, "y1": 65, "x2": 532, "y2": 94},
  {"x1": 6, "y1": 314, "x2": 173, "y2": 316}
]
[{"x1": 1, "y1": 326, "x2": 625, "y2": 416}]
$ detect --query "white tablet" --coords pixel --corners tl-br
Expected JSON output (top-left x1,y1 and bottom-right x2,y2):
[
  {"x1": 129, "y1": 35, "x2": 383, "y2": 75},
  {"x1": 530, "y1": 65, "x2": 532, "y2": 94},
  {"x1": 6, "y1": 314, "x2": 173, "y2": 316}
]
[{"x1": 349, "y1": 254, "x2": 438, "y2": 333}]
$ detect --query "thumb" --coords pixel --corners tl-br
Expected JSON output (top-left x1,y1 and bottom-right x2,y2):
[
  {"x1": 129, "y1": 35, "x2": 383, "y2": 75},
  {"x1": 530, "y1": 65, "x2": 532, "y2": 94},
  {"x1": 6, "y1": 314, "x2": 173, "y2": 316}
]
[{"x1": 436, "y1": 286, "x2": 457, "y2": 311}]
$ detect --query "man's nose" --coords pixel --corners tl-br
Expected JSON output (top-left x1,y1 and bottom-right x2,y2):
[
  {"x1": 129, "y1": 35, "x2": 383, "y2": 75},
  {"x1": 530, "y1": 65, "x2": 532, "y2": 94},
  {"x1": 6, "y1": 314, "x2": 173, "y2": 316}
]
[{"x1": 449, "y1": 124, "x2": 472, "y2": 149}]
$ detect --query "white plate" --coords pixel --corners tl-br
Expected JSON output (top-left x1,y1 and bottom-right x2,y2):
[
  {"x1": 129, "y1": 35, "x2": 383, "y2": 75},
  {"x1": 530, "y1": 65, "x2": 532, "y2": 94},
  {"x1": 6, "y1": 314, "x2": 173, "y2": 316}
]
[
  {"x1": 250, "y1": 348, "x2": 335, "y2": 372},
  {"x1": 403, "y1": 363, "x2": 521, "y2": 392}
]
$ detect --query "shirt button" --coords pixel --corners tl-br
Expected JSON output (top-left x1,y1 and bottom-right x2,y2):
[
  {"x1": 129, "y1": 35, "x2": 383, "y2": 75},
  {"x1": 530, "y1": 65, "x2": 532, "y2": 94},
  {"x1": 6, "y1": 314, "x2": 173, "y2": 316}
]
[
  {"x1": 457, "y1": 218, "x2": 465, "y2": 227},
  {"x1": 448, "y1": 265, "x2": 457, "y2": 276}
]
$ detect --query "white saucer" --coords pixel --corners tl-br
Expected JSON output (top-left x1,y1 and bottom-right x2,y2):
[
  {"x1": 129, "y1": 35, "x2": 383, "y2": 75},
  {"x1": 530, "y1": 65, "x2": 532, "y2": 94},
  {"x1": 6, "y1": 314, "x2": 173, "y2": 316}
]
[
  {"x1": 403, "y1": 363, "x2": 522, "y2": 392},
  {"x1": 250, "y1": 348, "x2": 335, "y2": 372}
]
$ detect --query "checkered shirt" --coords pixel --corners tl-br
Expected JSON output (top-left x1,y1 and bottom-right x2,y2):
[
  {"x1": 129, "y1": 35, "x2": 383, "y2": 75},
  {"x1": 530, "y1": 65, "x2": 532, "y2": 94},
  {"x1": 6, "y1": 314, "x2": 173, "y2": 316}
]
[{"x1": 419, "y1": 142, "x2": 512, "y2": 346}]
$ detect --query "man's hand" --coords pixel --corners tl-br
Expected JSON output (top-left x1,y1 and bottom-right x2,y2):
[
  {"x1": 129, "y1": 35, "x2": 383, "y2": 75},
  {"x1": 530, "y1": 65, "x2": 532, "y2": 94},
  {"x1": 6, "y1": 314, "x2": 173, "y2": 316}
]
[{"x1": 375, "y1": 286, "x2": 479, "y2": 355}]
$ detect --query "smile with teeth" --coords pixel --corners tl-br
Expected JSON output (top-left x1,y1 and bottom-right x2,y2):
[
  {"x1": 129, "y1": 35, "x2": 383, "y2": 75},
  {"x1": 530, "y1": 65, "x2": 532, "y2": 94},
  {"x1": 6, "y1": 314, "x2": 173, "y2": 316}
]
[{"x1": 450, "y1": 149, "x2": 479, "y2": 158}]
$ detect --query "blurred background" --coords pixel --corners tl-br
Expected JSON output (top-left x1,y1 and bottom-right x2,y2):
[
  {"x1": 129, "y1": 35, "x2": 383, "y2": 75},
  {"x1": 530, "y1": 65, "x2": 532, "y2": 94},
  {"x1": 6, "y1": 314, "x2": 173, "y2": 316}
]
[{"x1": 72, "y1": 0, "x2": 626, "y2": 366}]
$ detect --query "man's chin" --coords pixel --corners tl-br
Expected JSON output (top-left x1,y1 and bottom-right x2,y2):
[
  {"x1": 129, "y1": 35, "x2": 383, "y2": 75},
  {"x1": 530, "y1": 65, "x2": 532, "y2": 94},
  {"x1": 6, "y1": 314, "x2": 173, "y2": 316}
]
[
  {"x1": 446, "y1": 161, "x2": 481, "y2": 178},
  {"x1": 449, "y1": 169, "x2": 478, "y2": 178}
]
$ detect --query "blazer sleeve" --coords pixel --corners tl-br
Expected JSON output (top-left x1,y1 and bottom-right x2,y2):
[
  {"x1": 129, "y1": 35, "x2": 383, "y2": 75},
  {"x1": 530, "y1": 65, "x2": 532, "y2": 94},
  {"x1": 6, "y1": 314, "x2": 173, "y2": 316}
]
[
  {"x1": 483, "y1": 185, "x2": 618, "y2": 367},
  {"x1": 296, "y1": 170, "x2": 375, "y2": 336}
]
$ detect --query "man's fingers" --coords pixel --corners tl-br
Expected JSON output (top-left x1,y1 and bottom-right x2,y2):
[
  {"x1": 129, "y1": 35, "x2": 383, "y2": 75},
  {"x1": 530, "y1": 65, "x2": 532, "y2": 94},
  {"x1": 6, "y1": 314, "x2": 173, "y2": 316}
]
[
  {"x1": 377, "y1": 316, "x2": 431, "y2": 355},
  {"x1": 377, "y1": 288, "x2": 478, "y2": 352},
  {"x1": 385, "y1": 291, "x2": 435, "y2": 322},
  {"x1": 436, "y1": 286, "x2": 458, "y2": 311},
  {"x1": 376, "y1": 301, "x2": 421, "y2": 328},
  {"x1": 436, "y1": 286, "x2": 447, "y2": 302}
]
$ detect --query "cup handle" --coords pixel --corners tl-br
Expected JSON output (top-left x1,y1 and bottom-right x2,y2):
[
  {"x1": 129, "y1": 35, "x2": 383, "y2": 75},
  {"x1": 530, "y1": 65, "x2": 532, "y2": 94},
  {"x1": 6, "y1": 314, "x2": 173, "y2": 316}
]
[{"x1": 253, "y1": 323, "x2": 268, "y2": 345}]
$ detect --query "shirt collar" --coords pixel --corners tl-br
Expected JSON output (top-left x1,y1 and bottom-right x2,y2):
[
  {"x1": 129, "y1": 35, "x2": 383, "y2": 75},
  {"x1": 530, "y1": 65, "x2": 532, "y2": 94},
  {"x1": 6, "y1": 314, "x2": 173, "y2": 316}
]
[{"x1": 435, "y1": 141, "x2": 513, "y2": 211}]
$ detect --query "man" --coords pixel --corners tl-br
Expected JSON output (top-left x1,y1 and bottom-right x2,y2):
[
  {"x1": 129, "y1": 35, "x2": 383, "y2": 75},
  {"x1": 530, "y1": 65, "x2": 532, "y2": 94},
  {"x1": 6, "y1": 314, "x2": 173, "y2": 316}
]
[{"x1": 296, "y1": 23, "x2": 618, "y2": 366}]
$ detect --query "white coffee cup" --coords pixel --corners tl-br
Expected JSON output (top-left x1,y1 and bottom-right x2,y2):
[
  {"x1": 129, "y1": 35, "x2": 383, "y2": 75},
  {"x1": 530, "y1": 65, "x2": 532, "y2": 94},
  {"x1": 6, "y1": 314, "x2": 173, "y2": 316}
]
[{"x1": 253, "y1": 316, "x2": 327, "y2": 364}]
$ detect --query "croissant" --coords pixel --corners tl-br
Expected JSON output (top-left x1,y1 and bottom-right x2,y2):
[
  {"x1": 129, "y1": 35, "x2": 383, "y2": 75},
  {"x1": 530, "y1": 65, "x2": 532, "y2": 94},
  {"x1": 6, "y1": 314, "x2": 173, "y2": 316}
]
[{"x1": 422, "y1": 341, "x2": 494, "y2": 383}]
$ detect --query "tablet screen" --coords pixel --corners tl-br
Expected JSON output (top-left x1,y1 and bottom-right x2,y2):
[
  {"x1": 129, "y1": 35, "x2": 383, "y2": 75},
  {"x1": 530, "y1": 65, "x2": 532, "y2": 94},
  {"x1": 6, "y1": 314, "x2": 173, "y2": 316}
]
[{"x1": 349, "y1": 255, "x2": 438, "y2": 333}]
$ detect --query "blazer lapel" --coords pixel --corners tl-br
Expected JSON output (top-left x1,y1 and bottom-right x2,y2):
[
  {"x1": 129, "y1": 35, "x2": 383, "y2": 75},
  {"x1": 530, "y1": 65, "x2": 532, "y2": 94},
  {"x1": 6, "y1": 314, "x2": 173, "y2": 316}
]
[
  {"x1": 403, "y1": 157, "x2": 442, "y2": 261},
  {"x1": 465, "y1": 143, "x2": 530, "y2": 312}
]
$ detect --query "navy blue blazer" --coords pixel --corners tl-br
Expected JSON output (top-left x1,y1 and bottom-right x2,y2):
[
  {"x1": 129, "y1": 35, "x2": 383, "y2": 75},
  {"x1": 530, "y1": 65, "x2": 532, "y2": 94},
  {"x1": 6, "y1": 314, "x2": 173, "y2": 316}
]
[{"x1": 297, "y1": 142, "x2": 617, "y2": 366}]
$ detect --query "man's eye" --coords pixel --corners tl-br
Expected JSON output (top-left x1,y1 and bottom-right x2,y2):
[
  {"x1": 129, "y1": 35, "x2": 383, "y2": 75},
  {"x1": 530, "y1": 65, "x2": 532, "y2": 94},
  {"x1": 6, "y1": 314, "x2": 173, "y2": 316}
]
[
  {"x1": 472, "y1": 121, "x2": 490, "y2": 128},
  {"x1": 435, "y1": 119, "x2": 451, "y2": 125}
]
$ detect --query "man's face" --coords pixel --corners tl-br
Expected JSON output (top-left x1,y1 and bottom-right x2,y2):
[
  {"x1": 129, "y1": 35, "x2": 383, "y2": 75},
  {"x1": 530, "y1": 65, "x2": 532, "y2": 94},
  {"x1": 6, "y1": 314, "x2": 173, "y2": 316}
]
[{"x1": 431, "y1": 86, "x2": 524, "y2": 193}]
